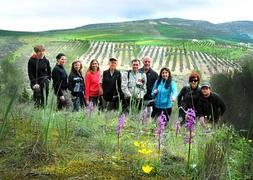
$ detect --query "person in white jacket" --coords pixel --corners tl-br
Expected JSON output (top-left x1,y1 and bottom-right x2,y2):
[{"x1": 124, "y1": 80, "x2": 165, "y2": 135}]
[{"x1": 121, "y1": 59, "x2": 147, "y2": 113}]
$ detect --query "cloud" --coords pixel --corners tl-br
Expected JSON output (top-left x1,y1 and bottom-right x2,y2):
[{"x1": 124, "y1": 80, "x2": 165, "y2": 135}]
[{"x1": 0, "y1": 0, "x2": 252, "y2": 31}]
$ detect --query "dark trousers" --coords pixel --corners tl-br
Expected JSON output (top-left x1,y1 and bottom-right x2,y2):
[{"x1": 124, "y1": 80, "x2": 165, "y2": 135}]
[
  {"x1": 178, "y1": 107, "x2": 186, "y2": 125},
  {"x1": 57, "y1": 90, "x2": 72, "y2": 110},
  {"x1": 102, "y1": 95, "x2": 121, "y2": 111},
  {"x1": 104, "y1": 101, "x2": 118, "y2": 111},
  {"x1": 72, "y1": 92, "x2": 85, "y2": 111},
  {"x1": 151, "y1": 106, "x2": 172, "y2": 123},
  {"x1": 57, "y1": 97, "x2": 66, "y2": 110},
  {"x1": 89, "y1": 96, "x2": 104, "y2": 110},
  {"x1": 33, "y1": 80, "x2": 49, "y2": 108},
  {"x1": 89, "y1": 96, "x2": 99, "y2": 106},
  {"x1": 122, "y1": 97, "x2": 143, "y2": 114}
]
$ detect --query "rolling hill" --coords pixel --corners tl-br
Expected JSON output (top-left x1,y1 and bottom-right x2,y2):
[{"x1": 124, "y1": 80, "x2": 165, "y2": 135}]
[{"x1": 1, "y1": 18, "x2": 253, "y2": 43}]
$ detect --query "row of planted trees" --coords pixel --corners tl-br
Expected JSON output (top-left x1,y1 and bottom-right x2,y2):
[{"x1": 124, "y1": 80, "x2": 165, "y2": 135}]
[{"x1": 80, "y1": 41, "x2": 241, "y2": 75}]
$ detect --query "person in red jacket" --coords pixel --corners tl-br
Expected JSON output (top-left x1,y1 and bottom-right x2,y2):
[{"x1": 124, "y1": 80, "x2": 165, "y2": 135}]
[{"x1": 85, "y1": 59, "x2": 102, "y2": 106}]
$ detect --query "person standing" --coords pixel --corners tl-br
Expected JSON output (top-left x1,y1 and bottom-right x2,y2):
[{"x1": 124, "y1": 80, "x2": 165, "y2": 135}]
[
  {"x1": 139, "y1": 56, "x2": 158, "y2": 108},
  {"x1": 68, "y1": 60, "x2": 85, "y2": 111},
  {"x1": 101, "y1": 58, "x2": 123, "y2": 110},
  {"x1": 197, "y1": 82, "x2": 226, "y2": 124},
  {"x1": 121, "y1": 59, "x2": 147, "y2": 113},
  {"x1": 28, "y1": 45, "x2": 51, "y2": 107},
  {"x1": 85, "y1": 59, "x2": 101, "y2": 106},
  {"x1": 177, "y1": 72, "x2": 201, "y2": 125},
  {"x1": 52, "y1": 53, "x2": 72, "y2": 110},
  {"x1": 151, "y1": 67, "x2": 177, "y2": 123}
]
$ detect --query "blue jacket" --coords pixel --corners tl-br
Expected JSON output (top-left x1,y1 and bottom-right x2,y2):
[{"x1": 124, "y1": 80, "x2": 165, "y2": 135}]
[{"x1": 152, "y1": 79, "x2": 177, "y2": 109}]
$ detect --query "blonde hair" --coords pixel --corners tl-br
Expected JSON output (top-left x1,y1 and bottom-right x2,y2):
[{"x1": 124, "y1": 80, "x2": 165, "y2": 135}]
[{"x1": 33, "y1": 45, "x2": 45, "y2": 53}]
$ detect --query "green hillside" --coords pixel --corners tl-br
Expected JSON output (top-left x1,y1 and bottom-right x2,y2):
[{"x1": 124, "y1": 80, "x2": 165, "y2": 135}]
[{"x1": 2, "y1": 18, "x2": 252, "y2": 43}]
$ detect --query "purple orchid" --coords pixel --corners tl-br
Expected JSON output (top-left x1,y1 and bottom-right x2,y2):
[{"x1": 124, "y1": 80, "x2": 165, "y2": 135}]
[
  {"x1": 185, "y1": 108, "x2": 196, "y2": 133},
  {"x1": 155, "y1": 111, "x2": 167, "y2": 153},
  {"x1": 140, "y1": 107, "x2": 148, "y2": 125},
  {"x1": 116, "y1": 114, "x2": 126, "y2": 136},
  {"x1": 88, "y1": 101, "x2": 94, "y2": 115},
  {"x1": 184, "y1": 108, "x2": 197, "y2": 170},
  {"x1": 116, "y1": 114, "x2": 126, "y2": 152}
]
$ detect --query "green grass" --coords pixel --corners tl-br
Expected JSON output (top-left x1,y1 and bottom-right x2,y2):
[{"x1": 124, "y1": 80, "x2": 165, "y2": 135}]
[{"x1": 0, "y1": 95, "x2": 252, "y2": 179}]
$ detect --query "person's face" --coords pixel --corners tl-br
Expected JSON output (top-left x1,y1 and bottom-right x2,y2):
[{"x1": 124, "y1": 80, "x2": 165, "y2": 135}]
[
  {"x1": 58, "y1": 56, "x2": 67, "y2": 66},
  {"x1": 36, "y1": 50, "x2": 45, "y2": 59},
  {"x1": 132, "y1": 61, "x2": 139, "y2": 72},
  {"x1": 189, "y1": 78, "x2": 199, "y2": 89},
  {"x1": 143, "y1": 58, "x2": 151, "y2": 69},
  {"x1": 74, "y1": 62, "x2": 81, "y2": 71},
  {"x1": 109, "y1": 60, "x2": 117, "y2": 70},
  {"x1": 91, "y1": 61, "x2": 98, "y2": 71},
  {"x1": 161, "y1": 70, "x2": 169, "y2": 80},
  {"x1": 201, "y1": 87, "x2": 211, "y2": 97}
]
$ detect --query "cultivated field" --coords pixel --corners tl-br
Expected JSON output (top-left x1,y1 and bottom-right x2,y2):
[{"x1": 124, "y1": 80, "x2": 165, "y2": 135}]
[{"x1": 79, "y1": 41, "x2": 241, "y2": 79}]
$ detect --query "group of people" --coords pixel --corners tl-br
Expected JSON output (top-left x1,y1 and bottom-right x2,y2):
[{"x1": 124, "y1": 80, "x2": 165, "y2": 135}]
[
  {"x1": 28, "y1": 45, "x2": 226, "y2": 125},
  {"x1": 177, "y1": 73, "x2": 226, "y2": 125}
]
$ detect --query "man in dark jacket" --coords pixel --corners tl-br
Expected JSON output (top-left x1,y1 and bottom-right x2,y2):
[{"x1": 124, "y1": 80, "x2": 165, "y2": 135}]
[
  {"x1": 101, "y1": 58, "x2": 123, "y2": 110},
  {"x1": 197, "y1": 82, "x2": 226, "y2": 124},
  {"x1": 139, "y1": 56, "x2": 158, "y2": 105},
  {"x1": 28, "y1": 45, "x2": 51, "y2": 107}
]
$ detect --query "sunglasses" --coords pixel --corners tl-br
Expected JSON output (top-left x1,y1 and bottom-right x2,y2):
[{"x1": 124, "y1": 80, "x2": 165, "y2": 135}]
[{"x1": 190, "y1": 79, "x2": 198, "y2": 83}]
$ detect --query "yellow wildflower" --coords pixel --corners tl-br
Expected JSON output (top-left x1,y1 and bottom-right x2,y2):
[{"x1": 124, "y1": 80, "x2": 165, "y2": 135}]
[
  {"x1": 140, "y1": 141, "x2": 147, "y2": 148},
  {"x1": 249, "y1": 139, "x2": 252, "y2": 143},
  {"x1": 142, "y1": 165, "x2": 153, "y2": 174},
  {"x1": 133, "y1": 141, "x2": 147, "y2": 148},
  {"x1": 138, "y1": 148, "x2": 152, "y2": 155},
  {"x1": 133, "y1": 141, "x2": 140, "y2": 147}
]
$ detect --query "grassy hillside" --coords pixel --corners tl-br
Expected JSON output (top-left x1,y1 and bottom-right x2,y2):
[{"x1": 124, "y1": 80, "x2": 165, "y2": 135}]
[
  {"x1": 32, "y1": 18, "x2": 253, "y2": 43},
  {"x1": 1, "y1": 18, "x2": 251, "y2": 43}
]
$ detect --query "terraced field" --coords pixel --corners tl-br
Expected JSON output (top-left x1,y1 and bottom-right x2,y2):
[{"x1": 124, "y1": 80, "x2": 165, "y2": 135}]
[{"x1": 80, "y1": 41, "x2": 241, "y2": 78}]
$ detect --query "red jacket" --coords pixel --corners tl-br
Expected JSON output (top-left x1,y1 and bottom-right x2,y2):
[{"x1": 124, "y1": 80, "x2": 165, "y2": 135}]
[{"x1": 85, "y1": 71, "x2": 100, "y2": 101}]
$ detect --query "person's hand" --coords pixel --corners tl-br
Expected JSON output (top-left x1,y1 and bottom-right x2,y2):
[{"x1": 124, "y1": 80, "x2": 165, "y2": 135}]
[
  {"x1": 33, "y1": 84, "x2": 40, "y2": 90},
  {"x1": 153, "y1": 89, "x2": 158, "y2": 94},
  {"x1": 136, "y1": 80, "x2": 143, "y2": 88},
  {"x1": 217, "y1": 116, "x2": 222, "y2": 127},
  {"x1": 199, "y1": 116, "x2": 206, "y2": 128},
  {"x1": 59, "y1": 96, "x2": 65, "y2": 101},
  {"x1": 86, "y1": 100, "x2": 89, "y2": 105}
]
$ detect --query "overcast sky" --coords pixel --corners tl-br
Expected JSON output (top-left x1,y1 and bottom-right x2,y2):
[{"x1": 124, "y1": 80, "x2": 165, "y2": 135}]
[{"x1": 1, "y1": 0, "x2": 252, "y2": 32}]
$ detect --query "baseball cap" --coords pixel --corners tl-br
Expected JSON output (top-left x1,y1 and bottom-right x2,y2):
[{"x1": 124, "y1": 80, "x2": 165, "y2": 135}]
[{"x1": 201, "y1": 82, "x2": 211, "y2": 89}]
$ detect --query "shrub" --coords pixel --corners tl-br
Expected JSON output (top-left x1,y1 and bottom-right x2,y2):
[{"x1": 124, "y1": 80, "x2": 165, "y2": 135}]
[{"x1": 211, "y1": 52, "x2": 253, "y2": 138}]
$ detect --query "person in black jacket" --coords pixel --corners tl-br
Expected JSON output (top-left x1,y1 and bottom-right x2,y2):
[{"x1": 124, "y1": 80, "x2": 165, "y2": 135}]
[
  {"x1": 197, "y1": 82, "x2": 226, "y2": 124},
  {"x1": 68, "y1": 60, "x2": 85, "y2": 111},
  {"x1": 28, "y1": 45, "x2": 51, "y2": 107},
  {"x1": 101, "y1": 58, "x2": 123, "y2": 110},
  {"x1": 139, "y1": 56, "x2": 158, "y2": 107},
  {"x1": 52, "y1": 53, "x2": 72, "y2": 110},
  {"x1": 177, "y1": 72, "x2": 201, "y2": 125}
]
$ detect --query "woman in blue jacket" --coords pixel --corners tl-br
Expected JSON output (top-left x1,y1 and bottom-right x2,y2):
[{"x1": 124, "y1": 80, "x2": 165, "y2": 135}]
[{"x1": 151, "y1": 67, "x2": 177, "y2": 123}]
